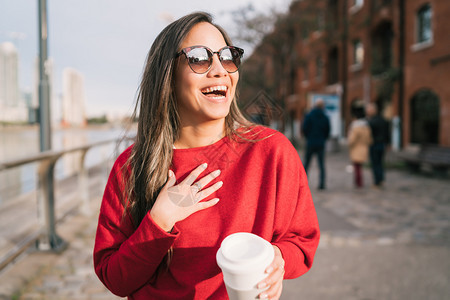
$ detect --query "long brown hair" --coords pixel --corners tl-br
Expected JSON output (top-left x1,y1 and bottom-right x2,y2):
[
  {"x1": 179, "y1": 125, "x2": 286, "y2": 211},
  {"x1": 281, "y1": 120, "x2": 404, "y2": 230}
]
[{"x1": 125, "y1": 12, "x2": 252, "y2": 226}]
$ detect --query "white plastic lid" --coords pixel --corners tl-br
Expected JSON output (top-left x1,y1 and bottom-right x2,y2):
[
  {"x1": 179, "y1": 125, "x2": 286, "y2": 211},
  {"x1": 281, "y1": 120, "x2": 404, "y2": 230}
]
[{"x1": 216, "y1": 232, "x2": 274, "y2": 274}]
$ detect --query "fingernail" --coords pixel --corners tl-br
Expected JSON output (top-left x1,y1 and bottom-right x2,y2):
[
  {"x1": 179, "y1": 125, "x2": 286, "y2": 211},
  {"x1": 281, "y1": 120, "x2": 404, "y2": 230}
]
[
  {"x1": 212, "y1": 169, "x2": 221, "y2": 177},
  {"x1": 213, "y1": 198, "x2": 220, "y2": 204},
  {"x1": 258, "y1": 282, "x2": 267, "y2": 289},
  {"x1": 217, "y1": 181, "x2": 223, "y2": 187},
  {"x1": 259, "y1": 293, "x2": 268, "y2": 299},
  {"x1": 201, "y1": 163, "x2": 208, "y2": 169},
  {"x1": 168, "y1": 170, "x2": 174, "y2": 177},
  {"x1": 265, "y1": 267, "x2": 273, "y2": 274}
]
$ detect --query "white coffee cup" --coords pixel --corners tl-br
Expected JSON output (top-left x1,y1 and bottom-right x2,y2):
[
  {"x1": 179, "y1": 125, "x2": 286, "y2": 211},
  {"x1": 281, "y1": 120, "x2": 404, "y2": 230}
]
[{"x1": 216, "y1": 232, "x2": 274, "y2": 300}]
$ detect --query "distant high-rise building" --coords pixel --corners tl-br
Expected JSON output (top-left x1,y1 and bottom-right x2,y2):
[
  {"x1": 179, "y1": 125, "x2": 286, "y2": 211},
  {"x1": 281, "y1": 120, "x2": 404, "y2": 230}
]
[
  {"x1": 62, "y1": 68, "x2": 86, "y2": 127},
  {"x1": 0, "y1": 42, "x2": 27, "y2": 122},
  {"x1": 0, "y1": 42, "x2": 19, "y2": 107}
]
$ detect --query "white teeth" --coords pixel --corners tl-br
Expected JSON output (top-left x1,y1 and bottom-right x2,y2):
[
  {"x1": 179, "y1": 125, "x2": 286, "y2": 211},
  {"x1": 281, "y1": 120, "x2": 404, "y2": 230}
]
[{"x1": 201, "y1": 85, "x2": 228, "y2": 94}]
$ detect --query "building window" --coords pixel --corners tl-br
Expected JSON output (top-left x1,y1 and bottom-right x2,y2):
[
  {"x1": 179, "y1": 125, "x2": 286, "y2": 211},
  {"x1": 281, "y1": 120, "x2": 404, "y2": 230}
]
[
  {"x1": 316, "y1": 56, "x2": 323, "y2": 80},
  {"x1": 417, "y1": 4, "x2": 432, "y2": 44},
  {"x1": 410, "y1": 89, "x2": 439, "y2": 144},
  {"x1": 353, "y1": 39, "x2": 364, "y2": 65},
  {"x1": 350, "y1": 0, "x2": 364, "y2": 14},
  {"x1": 371, "y1": 22, "x2": 393, "y2": 75}
]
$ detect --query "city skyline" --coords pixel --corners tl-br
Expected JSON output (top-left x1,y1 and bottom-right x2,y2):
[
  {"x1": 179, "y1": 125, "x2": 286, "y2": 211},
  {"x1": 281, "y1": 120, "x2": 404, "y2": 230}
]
[{"x1": 0, "y1": 0, "x2": 290, "y2": 120}]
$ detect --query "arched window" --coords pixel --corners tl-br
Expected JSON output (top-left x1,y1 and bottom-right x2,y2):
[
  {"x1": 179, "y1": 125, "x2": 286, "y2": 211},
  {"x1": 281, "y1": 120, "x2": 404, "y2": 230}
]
[
  {"x1": 410, "y1": 89, "x2": 439, "y2": 144},
  {"x1": 417, "y1": 4, "x2": 432, "y2": 43}
]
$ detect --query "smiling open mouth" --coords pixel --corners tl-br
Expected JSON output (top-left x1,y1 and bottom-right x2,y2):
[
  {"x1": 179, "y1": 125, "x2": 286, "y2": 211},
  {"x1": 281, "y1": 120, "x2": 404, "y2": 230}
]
[{"x1": 201, "y1": 86, "x2": 228, "y2": 98}]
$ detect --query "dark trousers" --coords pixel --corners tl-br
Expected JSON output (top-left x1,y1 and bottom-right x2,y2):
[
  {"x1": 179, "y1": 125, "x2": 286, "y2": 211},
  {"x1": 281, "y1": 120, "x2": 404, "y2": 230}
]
[
  {"x1": 353, "y1": 162, "x2": 363, "y2": 187},
  {"x1": 369, "y1": 143, "x2": 385, "y2": 185},
  {"x1": 304, "y1": 145, "x2": 326, "y2": 189}
]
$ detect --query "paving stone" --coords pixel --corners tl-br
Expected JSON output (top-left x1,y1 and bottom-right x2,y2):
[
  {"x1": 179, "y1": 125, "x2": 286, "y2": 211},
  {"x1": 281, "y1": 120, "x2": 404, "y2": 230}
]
[{"x1": 21, "y1": 293, "x2": 44, "y2": 300}]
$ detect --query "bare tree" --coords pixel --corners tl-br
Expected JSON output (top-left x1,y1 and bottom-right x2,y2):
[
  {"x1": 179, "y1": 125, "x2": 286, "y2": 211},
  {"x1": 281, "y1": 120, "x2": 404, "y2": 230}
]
[{"x1": 227, "y1": 3, "x2": 285, "y2": 49}]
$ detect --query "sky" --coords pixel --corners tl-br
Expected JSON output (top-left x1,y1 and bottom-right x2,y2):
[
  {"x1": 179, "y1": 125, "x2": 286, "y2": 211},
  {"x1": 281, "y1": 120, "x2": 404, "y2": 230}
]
[{"x1": 0, "y1": 0, "x2": 291, "y2": 120}]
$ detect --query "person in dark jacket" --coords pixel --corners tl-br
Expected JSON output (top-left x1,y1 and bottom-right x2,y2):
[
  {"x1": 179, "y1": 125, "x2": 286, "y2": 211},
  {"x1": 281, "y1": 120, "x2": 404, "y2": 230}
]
[
  {"x1": 302, "y1": 99, "x2": 331, "y2": 190},
  {"x1": 366, "y1": 103, "x2": 390, "y2": 187}
]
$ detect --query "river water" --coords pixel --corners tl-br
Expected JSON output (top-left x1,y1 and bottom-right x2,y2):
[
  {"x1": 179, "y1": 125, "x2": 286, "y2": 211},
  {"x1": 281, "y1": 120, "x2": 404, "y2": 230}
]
[{"x1": 0, "y1": 125, "x2": 133, "y2": 205}]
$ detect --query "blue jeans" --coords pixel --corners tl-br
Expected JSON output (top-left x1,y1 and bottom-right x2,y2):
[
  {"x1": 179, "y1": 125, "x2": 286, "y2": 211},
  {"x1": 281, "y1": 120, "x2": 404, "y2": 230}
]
[
  {"x1": 369, "y1": 143, "x2": 385, "y2": 185},
  {"x1": 304, "y1": 145, "x2": 326, "y2": 189}
]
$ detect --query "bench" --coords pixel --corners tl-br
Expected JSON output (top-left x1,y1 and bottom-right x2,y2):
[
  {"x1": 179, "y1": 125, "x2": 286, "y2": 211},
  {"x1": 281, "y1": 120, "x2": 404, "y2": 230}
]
[{"x1": 396, "y1": 145, "x2": 450, "y2": 175}]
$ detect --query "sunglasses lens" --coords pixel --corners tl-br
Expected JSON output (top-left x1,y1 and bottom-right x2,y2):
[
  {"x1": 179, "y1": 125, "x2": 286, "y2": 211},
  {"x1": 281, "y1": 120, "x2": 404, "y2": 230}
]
[
  {"x1": 181, "y1": 46, "x2": 243, "y2": 74},
  {"x1": 186, "y1": 47, "x2": 211, "y2": 73},
  {"x1": 219, "y1": 47, "x2": 240, "y2": 73}
]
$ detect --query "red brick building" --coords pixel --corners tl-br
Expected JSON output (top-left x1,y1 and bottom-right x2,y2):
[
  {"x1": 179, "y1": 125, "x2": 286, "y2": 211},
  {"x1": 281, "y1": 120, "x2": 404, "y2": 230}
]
[
  {"x1": 403, "y1": 0, "x2": 450, "y2": 147},
  {"x1": 240, "y1": 0, "x2": 450, "y2": 148}
]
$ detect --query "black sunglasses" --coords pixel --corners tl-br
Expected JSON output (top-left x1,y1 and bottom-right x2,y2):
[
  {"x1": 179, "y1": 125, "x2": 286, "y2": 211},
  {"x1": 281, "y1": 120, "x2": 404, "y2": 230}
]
[{"x1": 176, "y1": 45, "x2": 244, "y2": 74}]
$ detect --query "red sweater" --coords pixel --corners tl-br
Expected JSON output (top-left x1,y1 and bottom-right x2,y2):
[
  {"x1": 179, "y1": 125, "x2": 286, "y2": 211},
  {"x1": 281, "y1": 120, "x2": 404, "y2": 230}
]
[{"x1": 94, "y1": 127, "x2": 320, "y2": 299}]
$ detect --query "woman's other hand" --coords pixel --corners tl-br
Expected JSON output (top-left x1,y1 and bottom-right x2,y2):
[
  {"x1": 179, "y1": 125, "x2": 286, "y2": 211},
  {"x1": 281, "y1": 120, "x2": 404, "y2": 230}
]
[
  {"x1": 257, "y1": 245, "x2": 285, "y2": 300},
  {"x1": 150, "y1": 163, "x2": 222, "y2": 232}
]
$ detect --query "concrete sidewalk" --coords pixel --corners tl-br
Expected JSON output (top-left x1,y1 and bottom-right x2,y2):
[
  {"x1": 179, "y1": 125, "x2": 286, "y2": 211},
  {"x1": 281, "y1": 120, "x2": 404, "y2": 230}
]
[
  {"x1": 288, "y1": 147, "x2": 450, "y2": 299},
  {"x1": 0, "y1": 147, "x2": 449, "y2": 299}
]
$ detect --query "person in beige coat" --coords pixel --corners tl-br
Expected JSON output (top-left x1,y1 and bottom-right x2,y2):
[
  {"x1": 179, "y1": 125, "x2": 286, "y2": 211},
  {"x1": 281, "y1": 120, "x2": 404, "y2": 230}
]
[{"x1": 348, "y1": 107, "x2": 372, "y2": 188}]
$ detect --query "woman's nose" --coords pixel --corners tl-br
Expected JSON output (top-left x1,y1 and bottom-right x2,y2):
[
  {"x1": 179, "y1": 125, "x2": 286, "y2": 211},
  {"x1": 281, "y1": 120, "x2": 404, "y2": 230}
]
[{"x1": 207, "y1": 53, "x2": 228, "y2": 77}]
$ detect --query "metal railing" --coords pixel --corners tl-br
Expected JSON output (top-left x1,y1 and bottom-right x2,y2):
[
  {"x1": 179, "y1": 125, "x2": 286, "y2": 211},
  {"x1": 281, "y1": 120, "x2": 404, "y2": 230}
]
[{"x1": 0, "y1": 136, "x2": 134, "y2": 271}]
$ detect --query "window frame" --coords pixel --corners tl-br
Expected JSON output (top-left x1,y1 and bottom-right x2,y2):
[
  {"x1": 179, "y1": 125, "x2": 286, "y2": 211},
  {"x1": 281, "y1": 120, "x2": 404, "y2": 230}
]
[
  {"x1": 417, "y1": 3, "x2": 432, "y2": 44},
  {"x1": 411, "y1": 3, "x2": 433, "y2": 52}
]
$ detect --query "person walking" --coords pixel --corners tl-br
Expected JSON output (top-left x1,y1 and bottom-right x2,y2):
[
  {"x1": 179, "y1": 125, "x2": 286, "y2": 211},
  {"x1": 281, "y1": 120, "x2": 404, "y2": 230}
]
[
  {"x1": 302, "y1": 99, "x2": 331, "y2": 190},
  {"x1": 366, "y1": 103, "x2": 390, "y2": 188},
  {"x1": 348, "y1": 107, "x2": 372, "y2": 188},
  {"x1": 93, "y1": 12, "x2": 319, "y2": 300}
]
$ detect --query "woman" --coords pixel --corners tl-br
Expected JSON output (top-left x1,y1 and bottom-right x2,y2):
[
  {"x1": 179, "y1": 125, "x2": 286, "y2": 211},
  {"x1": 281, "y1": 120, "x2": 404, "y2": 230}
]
[
  {"x1": 94, "y1": 12, "x2": 320, "y2": 299},
  {"x1": 348, "y1": 107, "x2": 373, "y2": 188}
]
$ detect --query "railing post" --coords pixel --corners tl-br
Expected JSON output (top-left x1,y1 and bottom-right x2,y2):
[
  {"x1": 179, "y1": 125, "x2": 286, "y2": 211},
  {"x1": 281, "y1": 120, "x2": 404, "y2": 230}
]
[
  {"x1": 36, "y1": 155, "x2": 67, "y2": 252},
  {"x1": 100, "y1": 145, "x2": 109, "y2": 187},
  {"x1": 78, "y1": 148, "x2": 91, "y2": 216}
]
